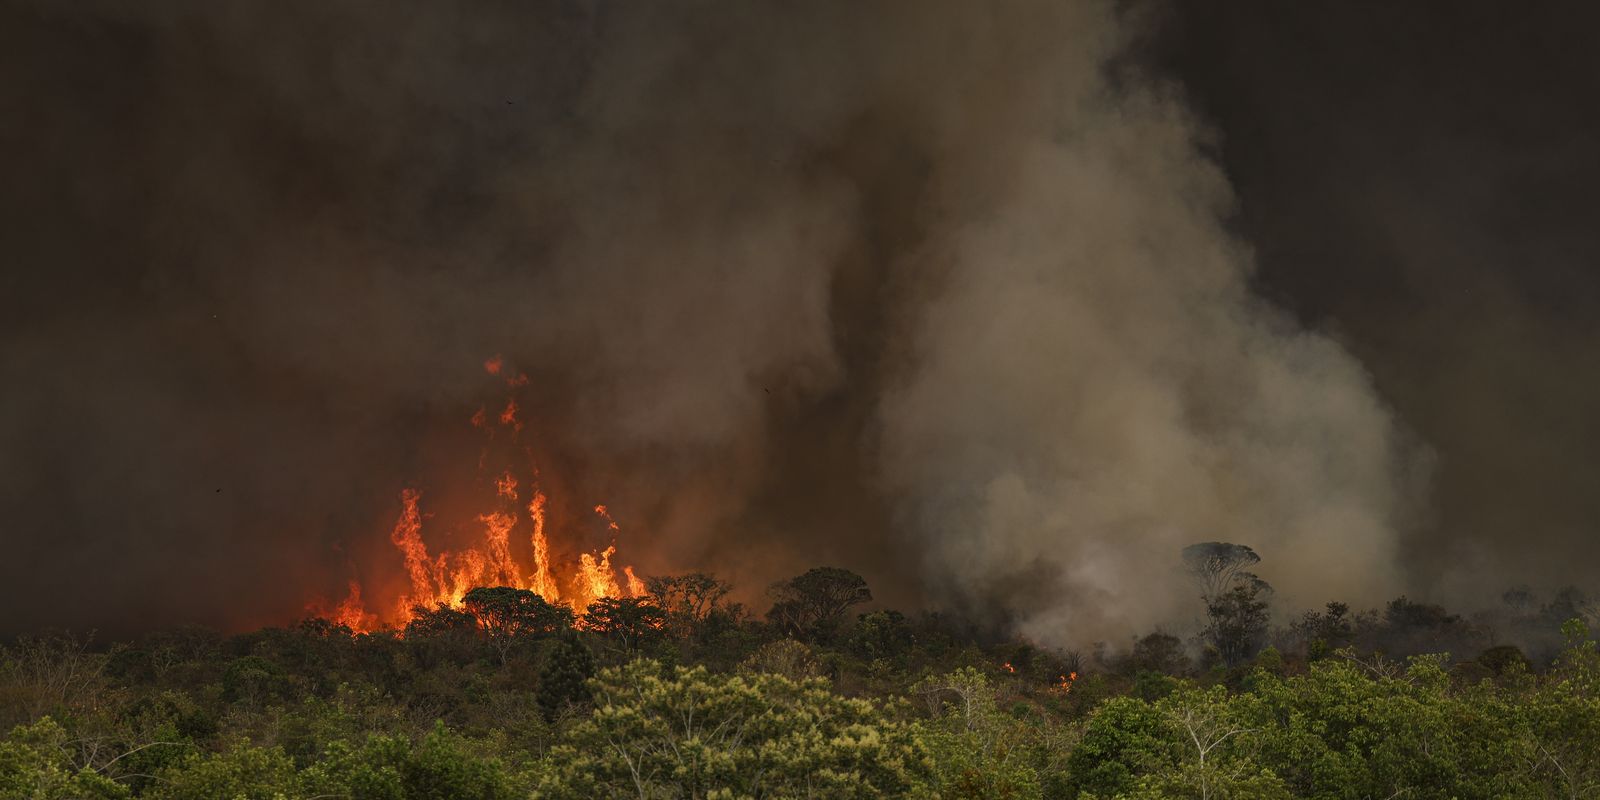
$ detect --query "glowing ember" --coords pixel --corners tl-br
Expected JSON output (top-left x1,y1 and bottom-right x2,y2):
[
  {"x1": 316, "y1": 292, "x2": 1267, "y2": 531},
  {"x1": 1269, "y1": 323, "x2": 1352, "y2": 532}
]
[
  {"x1": 319, "y1": 358, "x2": 646, "y2": 631},
  {"x1": 499, "y1": 399, "x2": 521, "y2": 431},
  {"x1": 495, "y1": 472, "x2": 518, "y2": 500}
]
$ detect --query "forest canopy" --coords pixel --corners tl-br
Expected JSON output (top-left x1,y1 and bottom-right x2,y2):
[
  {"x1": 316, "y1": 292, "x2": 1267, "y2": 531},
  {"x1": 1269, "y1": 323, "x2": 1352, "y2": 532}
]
[{"x1": 3, "y1": 556, "x2": 1599, "y2": 799}]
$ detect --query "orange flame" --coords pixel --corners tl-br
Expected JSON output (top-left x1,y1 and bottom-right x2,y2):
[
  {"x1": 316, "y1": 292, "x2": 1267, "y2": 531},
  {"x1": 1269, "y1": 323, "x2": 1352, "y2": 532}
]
[
  {"x1": 479, "y1": 510, "x2": 519, "y2": 587},
  {"x1": 331, "y1": 581, "x2": 377, "y2": 631},
  {"x1": 388, "y1": 488, "x2": 431, "y2": 619},
  {"x1": 577, "y1": 546, "x2": 623, "y2": 610},
  {"x1": 495, "y1": 472, "x2": 518, "y2": 500},
  {"x1": 527, "y1": 491, "x2": 559, "y2": 602},
  {"x1": 324, "y1": 360, "x2": 646, "y2": 632}
]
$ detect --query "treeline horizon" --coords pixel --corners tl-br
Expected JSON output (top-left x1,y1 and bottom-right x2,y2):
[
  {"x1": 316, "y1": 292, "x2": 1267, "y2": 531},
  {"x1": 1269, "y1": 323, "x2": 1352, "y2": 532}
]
[
  {"x1": 13, "y1": 546, "x2": 1600, "y2": 673},
  {"x1": 5, "y1": 548, "x2": 1600, "y2": 797}
]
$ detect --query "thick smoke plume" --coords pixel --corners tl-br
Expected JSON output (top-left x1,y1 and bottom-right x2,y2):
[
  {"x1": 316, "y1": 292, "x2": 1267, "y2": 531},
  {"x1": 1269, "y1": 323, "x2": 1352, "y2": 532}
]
[{"x1": 0, "y1": 0, "x2": 1420, "y2": 641}]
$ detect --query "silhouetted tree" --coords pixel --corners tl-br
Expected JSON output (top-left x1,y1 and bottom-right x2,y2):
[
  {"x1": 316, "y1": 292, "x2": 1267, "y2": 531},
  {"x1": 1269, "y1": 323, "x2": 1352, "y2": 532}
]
[
  {"x1": 462, "y1": 586, "x2": 575, "y2": 664},
  {"x1": 1201, "y1": 576, "x2": 1272, "y2": 667},
  {"x1": 1181, "y1": 542, "x2": 1261, "y2": 601},
  {"x1": 1291, "y1": 601, "x2": 1355, "y2": 660},
  {"x1": 645, "y1": 572, "x2": 732, "y2": 640},
  {"x1": 1182, "y1": 542, "x2": 1271, "y2": 668},
  {"x1": 1502, "y1": 585, "x2": 1537, "y2": 615},
  {"x1": 582, "y1": 597, "x2": 666, "y2": 655},
  {"x1": 402, "y1": 603, "x2": 481, "y2": 666},
  {"x1": 1122, "y1": 632, "x2": 1191, "y2": 677},
  {"x1": 766, "y1": 567, "x2": 872, "y2": 641},
  {"x1": 403, "y1": 603, "x2": 478, "y2": 638}
]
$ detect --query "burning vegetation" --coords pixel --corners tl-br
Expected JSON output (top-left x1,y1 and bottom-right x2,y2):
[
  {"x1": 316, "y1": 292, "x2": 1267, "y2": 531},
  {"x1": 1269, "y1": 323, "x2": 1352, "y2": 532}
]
[{"x1": 319, "y1": 357, "x2": 647, "y2": 633}]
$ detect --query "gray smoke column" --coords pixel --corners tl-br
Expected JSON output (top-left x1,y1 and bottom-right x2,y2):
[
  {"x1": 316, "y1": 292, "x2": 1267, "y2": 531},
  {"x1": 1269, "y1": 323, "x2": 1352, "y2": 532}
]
[
  {"x1": 850, "y1": 6, "x2": 1427, "y2": 643},
  {"x1": 0, "y1": 0, "x2": 1423, "y2": 637}
]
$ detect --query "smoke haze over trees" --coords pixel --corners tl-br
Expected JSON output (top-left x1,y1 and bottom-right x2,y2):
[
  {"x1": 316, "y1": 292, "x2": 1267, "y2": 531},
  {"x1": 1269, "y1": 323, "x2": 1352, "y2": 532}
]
[{"x1": 1, "y1": 0, "x2": 1596, "y2": 642}]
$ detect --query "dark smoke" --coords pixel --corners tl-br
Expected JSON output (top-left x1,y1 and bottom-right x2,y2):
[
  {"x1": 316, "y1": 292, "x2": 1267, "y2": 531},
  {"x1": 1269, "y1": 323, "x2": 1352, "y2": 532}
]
[
  {"x1": 1144, "y1": 1, "x2": 1600, "y2": 607},
  {"x1": 11, "y1": 0, "x2": 1575, "y2": 642}
]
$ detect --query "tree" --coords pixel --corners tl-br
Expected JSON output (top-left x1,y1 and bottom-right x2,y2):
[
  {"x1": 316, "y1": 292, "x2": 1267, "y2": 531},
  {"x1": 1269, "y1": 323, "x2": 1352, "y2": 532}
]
[
  {"x1": 403, "y1": 603, "x2": 478, "y2": 639},
  {"x1": 144, "y1": 743, "x2": 299, "y2": 800},
  {"x1": 740, "y1": 639, "x2": 822, "y2": 681},
  {"x1": 1522, "y1": 619, "x2": 1600, "y2": 798},
  {"x1": 302, "y1": 724, "x2": 526, "y2": 800},
  {"x1": 1265, "y1": 654, "x2": 1532, "y2": 798},
  {"x1": 581, "y1": 597, "x2": 666, "y2": 655},
  {"x1": 220, "y1": 656, "x2": 290, "y2": 707},
  {"x1": 1181, "y1": 543, "x2": 1271, "y2": 668},
  {"x1": 538, "y1": 660, "x2": 932, "y2": 798},
  {"x1": 1201, "y1": 577, "x2": 1272, "y2": 668},
  {"x1": 0, "y1": 717, "x2": 128, "y2": 800},
  {"x1": 1121, "y1": 632, "x2": 1192, "y2": 677},
  {"x1": 914, "y1": 667, "x2": 1066, "y2": 799},
  {"x1": 462, "y1": 586, "x2": 574, "y2": 664},
  {"x1": 644, "y1": 572, "x2": 731, "y2": 640},
  {"x1": 1071, "y1": 685, "x2": 1289, "y2": 799},
  {"x1": 766, "y1": 566, "x2": 873, "y2": 641},
  {"x1": 537, "y1": 634, "x2": 595, "y2": 722},
  {"x1": 849, "y1": 610, "x2": 915, "y2": 662},
  {"x1": 1290, "y1": 601, "x2": 1354, "y2": 660},
  {"x1": 1132, "y1": 686, "x2": 1289, "y2": 800},
  {"x1": 1180, "y1": 543, "x2": 1261, "y2": 602},
  {"x1": 402, "y1": 602, "x2": 482, "y2": 667},
  {"x1": 0, "y1": 631, "x2": 113, "y2": 727}
]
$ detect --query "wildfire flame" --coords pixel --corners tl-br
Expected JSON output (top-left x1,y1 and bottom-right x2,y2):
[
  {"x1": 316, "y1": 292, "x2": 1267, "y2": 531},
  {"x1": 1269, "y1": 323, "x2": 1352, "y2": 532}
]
[{"x1": 319, "y1": 356, "x2": 646, "y2": 631}]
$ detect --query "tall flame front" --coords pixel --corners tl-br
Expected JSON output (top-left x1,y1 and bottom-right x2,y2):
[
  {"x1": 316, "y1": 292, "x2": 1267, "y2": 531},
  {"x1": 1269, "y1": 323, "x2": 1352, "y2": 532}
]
[{"x1": 322, "y1": 356, "x2": 645, "y2": 632}]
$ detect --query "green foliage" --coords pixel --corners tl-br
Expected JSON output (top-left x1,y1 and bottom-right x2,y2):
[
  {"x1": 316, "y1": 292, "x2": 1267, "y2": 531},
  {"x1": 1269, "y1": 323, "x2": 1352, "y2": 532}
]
[
  {"x1": 1131, "y1": 670, "x2": 1177, "y2": 701},
  {"x1": 1521, "y1": 619, "x2": 1600, "y2": 797},
  {"x1": 1202, "y1": 577, "x2": 1273, "y2": 668},
  {"x1": 535, "y1": 635, "x2": 594, "y2": 722},
  {"x1": 539, "y1": 660, "x2": 932, "y2": 798},
  {"x1": 16, "y1": 571, "x2": 1600, "y2": 800},
  {"x1": 739, "y1": 638, "x2": 822, "y2": 681},
  {"x1": 914, "y1": 667, "x2": 1068, "y2": 799},
  {"x1": 145, "y1": 742, "x2": 298, "y2": 800},
  {"x1": 849, "y1": 610, "x2": 916, "y2": 662},
  {"x1": 220, "y1": 656, "x2": 290, "y2": 707},
  {"x1": 0, "y1": 717, "x2": 129, "y2": 799},
  {"x1": 304, "y1": 724, "x2": 526, "y2": 800}
]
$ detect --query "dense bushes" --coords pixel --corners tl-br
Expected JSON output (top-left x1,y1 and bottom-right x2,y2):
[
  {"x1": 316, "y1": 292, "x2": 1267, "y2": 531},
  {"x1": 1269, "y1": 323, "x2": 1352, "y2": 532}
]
[{"x1": 4, "y1": 572, "x2": 1600, "y2": 798}]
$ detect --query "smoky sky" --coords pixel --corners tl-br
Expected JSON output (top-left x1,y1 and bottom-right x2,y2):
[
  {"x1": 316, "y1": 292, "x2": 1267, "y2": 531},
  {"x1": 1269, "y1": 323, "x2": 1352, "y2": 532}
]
[
  {"x1": 1143, "y1": 1, "x2": 1600, "y2": 604},
  {"x1": 0, "y1": 0, "x2": 1591, "y2": 641}
]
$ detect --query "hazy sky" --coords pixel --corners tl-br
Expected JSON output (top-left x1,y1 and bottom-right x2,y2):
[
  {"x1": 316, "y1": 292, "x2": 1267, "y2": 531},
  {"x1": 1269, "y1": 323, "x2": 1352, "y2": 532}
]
[{"x1": 2, "y1": 0, "x2": 1596, "y2": 639}]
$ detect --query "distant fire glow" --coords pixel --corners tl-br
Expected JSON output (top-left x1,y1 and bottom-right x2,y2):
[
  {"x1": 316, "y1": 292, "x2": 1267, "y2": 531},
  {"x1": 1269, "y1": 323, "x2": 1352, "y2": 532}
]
[{"x1": 318, "y1": 357, "x2": 645, "y2": 631}]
